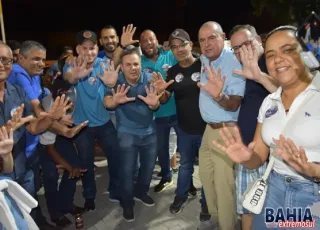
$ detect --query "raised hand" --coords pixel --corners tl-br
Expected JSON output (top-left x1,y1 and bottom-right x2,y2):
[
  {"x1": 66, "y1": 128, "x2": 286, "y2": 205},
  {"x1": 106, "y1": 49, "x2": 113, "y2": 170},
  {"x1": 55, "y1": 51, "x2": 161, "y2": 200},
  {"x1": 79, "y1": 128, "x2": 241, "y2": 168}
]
[
  {"x1": 60, "y1": 115, "x2": 74, "y2": 126},
  {"x1": 121, "y1": 24, "x2": 139, "y2": 48},
  {"x1": 64, "y1": 120, "x2": 89, "y2": 138},
  {"x1": 70, "y1": 56, "x2": 93, "y2": 80},
  {"x1": 112, "y1": 84, "x2": 136, "y2": 105},
  {"x1": 151, "y1": 72, "x2": 174, "y2": 94},
  {"x1": 273, "y1": 135, "x2": 317, "y2": 178},
  {"x1": 197, "y1": 65, "x2": 226, "y2": 100},
  {"x1": 40, "y1": 94, "x2": 73, "y2": 121},
  {"x1": 212, "y1": 126, "x2": 255, "y2": 163},
  {"x1": 5, "y1": 104, "x2": 35, "y2": 131},
  {"x1": 0, "y1": 127, "x2": 13, "y2": 155},
  {"x1": 138, "y1": 85, "x2": 163, "y2": 107},
  {"x1": 97, "y1": 60, "x2": 120, "y2": 87},
  {"x1": 232, "y1": 45, "x2": 262, "y2": 81}
]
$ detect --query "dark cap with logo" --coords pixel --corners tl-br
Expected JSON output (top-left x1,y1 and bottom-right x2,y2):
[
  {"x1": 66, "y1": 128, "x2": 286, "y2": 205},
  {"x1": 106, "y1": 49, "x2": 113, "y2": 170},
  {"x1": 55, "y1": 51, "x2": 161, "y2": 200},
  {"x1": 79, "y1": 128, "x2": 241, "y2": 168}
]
[
  {"x1": 168, "y1": 29, "x2": 191, "y2": 44},
  {"x1": 76, "y1": 30, "x2": 98, "y2": 45}
]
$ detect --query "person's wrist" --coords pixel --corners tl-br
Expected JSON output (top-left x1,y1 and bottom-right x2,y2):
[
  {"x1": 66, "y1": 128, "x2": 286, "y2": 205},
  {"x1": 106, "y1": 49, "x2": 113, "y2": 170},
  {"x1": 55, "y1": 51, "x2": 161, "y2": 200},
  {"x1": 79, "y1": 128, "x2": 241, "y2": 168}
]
[
  {"x1": 213, "y1": 92, "x2": 225, "y2": 102},
  {"x1": 119, "y1": 43, "x2": 126, "y2": 49}
]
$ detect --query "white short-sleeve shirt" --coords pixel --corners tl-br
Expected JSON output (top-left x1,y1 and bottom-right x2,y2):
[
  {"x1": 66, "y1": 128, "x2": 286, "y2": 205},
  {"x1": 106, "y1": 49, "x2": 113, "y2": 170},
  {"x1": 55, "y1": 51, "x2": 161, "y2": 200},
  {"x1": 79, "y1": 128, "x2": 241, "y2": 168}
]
[
  {"x1": 39, "y1": 94, "x2": 57, "y2": 145},
  {"x1": 258, "y1": 72, "x2": 320, "y2": 180}
]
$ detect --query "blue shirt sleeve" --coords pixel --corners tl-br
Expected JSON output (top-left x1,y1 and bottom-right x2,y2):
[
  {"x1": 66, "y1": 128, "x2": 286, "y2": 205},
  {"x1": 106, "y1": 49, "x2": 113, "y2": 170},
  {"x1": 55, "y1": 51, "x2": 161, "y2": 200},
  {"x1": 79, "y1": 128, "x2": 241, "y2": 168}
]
[
  {"x1": 224, "y1": 62, "x2": 246, "y2": 97},
  {"x1": 13, "y1": 73, "x2": 39, "y2": 101}
]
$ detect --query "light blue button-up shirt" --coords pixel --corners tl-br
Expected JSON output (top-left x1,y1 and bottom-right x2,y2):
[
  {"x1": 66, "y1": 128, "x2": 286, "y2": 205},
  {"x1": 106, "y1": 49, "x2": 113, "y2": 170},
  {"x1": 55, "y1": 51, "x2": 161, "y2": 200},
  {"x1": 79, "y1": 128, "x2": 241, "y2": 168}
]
[{"x1": 199, "y1": 47, "x2": 246, "y2": 123}]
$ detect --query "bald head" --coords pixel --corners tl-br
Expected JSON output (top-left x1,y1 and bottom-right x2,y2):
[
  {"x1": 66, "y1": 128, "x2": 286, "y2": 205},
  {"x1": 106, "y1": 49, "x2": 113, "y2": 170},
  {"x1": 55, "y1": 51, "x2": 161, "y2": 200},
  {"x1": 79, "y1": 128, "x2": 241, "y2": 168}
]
[
  {"x1": 140, "y1": 29, "x2": 159, "y2": 59},
  {"x1": 198, "y1": 21, "x2": 225, "y2": 61},
  {"x1": 200, "y1": 21, "x2": 224, "y2": 35}
]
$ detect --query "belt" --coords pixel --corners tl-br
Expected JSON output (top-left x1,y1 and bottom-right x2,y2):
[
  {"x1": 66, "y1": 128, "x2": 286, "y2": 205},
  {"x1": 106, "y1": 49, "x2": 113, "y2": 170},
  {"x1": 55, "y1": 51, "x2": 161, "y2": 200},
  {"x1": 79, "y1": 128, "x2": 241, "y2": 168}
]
[{"x1": 208, "y1": 122, "x2": 237, "y2": 129}]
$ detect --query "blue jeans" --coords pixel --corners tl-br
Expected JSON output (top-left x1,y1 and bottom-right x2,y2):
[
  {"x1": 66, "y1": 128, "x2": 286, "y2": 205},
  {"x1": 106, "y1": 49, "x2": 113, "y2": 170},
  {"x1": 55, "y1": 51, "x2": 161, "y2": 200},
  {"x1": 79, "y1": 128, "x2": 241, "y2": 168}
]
[
  {"x1": 176, "y1": 126, "x2": 206, "y2": 203},
  {"x1": 0, "y1": 190, "x2": 29, "y2": 230},
  {"x1": 74, "y1": 120, "x2": 119, "y2": 200},
  {"x1": 253, "y1": 170, "x2": 320, "y2": 230},
  {"x1": 39, "y1": 136, "x2": 80, "y2": 220},
  {"x1": 118, "y1": 132, "x2": 157, "y2": 208},
  {"x1": 155, "y1": 115, "x2": 178, "y2": 180}
]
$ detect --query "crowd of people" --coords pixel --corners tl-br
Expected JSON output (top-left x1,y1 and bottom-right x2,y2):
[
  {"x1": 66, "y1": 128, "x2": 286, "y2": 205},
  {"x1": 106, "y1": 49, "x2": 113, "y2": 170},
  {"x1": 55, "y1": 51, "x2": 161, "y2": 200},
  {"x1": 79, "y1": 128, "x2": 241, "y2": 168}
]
[{"x1": 0, "y1": 19, "x2": 320, "y2": 230}]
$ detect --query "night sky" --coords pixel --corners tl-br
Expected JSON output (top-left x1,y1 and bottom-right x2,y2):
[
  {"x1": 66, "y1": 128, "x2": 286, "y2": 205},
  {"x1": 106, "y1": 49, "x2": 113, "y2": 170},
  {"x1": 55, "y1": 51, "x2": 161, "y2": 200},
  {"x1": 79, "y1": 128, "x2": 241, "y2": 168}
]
[{"x1": 2, "y1": 0, "x2": 281, "y2": 59}]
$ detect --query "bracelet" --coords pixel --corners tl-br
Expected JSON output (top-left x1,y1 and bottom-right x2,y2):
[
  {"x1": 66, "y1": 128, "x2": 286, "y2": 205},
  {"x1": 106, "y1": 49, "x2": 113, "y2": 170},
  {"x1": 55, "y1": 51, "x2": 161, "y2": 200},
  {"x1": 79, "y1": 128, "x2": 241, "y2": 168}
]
[
  {"x1": 119, "y1": 44, "x2": 126, "y2": 50},
  {"x1": 215, "y1": 93, "x2": 225, "y2": 102}
]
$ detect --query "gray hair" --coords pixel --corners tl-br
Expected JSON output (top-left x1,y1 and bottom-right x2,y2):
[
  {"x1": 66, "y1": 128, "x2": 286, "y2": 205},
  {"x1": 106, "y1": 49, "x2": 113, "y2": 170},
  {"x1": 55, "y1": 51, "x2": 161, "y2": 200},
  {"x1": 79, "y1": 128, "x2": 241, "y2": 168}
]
[
  {"x1": 20, "y1": 40, "x2": 46, "y2": 56},
  {"x1": 229, "y1": 24, "x2": 258, "y2": 38}
]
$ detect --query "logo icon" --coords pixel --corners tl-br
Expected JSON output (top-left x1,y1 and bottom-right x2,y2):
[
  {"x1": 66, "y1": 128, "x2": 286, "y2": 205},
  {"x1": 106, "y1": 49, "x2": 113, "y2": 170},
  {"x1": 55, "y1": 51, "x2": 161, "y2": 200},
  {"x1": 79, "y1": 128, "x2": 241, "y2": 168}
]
[
  {"x1": 162, "y1": 64, "x2": 171, "y2": 72},
  {"x1": 265, "y1": 106, "x2": 278, "y2": 118},
  {"x1": 83, "y1": 31, "x2": 92, "y2": 38},
  {"x1": 175, "y1": 73, "x2": 184, "y2": 83},
  {"x1": 191, "y1": 72, "x2": 200, "y2": 82},
  {"x1": 10, "y1": 107, "x2": 18, "y2": 117},
  {"x1": 305, "y1": 112, "x2": 311, "y2": 117},
  {"x1": 88, "y1": 76, "x2": 97, "y2": 85}
]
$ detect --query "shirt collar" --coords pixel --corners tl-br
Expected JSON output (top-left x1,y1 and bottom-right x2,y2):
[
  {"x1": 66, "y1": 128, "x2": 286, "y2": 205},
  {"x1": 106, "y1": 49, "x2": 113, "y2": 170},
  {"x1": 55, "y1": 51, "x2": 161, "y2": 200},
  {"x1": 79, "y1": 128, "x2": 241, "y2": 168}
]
[{"x1": 200, "y1": 47, "x2": 227, "y2": 67}]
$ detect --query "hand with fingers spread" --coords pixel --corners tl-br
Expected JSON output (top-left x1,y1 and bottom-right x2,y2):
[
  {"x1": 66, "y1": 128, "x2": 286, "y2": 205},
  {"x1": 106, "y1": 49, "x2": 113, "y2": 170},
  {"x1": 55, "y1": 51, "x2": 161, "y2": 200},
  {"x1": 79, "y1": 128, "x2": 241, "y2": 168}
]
[
  {"x1": 5, "y1": 104, "x2": 35, "y2": 131},
  {"x1": 197, "y1": 65, "x2": 226, "y2": 100},
  {"x1": 97, "y1": 60, "x2": 120, "y2": 87},
  {"x1": 151, "y1": 72, "x2": 174, "y2": 94},
  {"x1": 121, "y1": 24, "x2": 139, "y2": 48},
  {"x1": 273, "y1": 135, "x2": 317, "y2": 177},
  {"x1": 70, "y1": 56, "x2": 93, "y2": 80},
  {"x1": 212, "y1": 126, "x2": 256, "y2": 163},
  {"x1": 138, "y1": 85, "x2": 163, "y2": 108},
  {"x1": 64, "y1": 120, "x2": 89, "y2": 138},
  {"x1": 40, "y1": 94, "x2": 73, "y2": 121},
  {"x1": 0, "y1": 127, "x2": 13, "y2": 155},
  {"x1": 232, "y1": 45, "x2": 262, "y2": 82},
  {"x1": 112, "y1": 84, "x2": 136, "y2": 105}
]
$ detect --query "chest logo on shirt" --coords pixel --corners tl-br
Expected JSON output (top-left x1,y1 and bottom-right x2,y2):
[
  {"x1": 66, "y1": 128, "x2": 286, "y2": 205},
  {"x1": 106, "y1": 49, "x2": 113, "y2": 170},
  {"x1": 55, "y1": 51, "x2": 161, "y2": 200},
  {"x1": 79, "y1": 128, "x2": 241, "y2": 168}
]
[
  {"x1": 191, "y1": 72, "x2": 201, "y2": 82},
  {"x1": 175, "y1": 73, "x2": 184, "y2": 83},
  {"x1": 88, "y1": 76, "x2": 97, "y2": 85},
  {"x1": 265, "y1": 106, "x2": 278, "y2": 118},
  {"x1": 10, "y1": 107, "x2": 19, "y2": 117},
  {"x1": 143, "y1": 68, "x2": 153, "y2": 73},
  {"x1": 162, "y1": 64, "x2": 172, "y2": 73}
]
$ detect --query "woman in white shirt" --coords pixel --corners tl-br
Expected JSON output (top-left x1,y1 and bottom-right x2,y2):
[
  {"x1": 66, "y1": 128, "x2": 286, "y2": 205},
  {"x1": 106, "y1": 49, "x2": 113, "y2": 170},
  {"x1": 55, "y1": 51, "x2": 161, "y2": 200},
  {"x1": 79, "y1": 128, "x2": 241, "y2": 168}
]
[{"x1": 213, "y1": 26, "x2": 320, "y2": 230}]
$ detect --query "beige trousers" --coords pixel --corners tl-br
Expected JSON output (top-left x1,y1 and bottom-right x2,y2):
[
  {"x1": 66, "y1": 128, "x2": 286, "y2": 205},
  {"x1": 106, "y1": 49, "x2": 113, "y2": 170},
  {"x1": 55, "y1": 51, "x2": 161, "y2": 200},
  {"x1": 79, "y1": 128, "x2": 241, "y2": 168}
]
[{"x1": 199, "y1": 125, "x2": 237, "y2": 230}]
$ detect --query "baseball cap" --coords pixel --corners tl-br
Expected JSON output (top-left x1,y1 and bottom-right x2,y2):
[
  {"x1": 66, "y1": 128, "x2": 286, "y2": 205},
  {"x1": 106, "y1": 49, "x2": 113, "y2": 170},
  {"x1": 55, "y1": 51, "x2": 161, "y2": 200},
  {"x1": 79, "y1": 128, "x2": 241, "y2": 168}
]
[
  {"x1": 168, "y1": 29, "x2": 191, "y2": 44},
  {"x1": 76, "y1": 30, "x2": 98, "y2": 45}
]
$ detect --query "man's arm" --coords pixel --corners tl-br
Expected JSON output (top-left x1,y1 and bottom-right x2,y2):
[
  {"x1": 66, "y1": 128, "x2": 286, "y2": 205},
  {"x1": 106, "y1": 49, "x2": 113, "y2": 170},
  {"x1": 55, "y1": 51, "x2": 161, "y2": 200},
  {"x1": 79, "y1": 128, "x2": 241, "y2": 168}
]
[
  {"x1": 103, "y1": 95, "x2": 118, "y2": 109},
  {"x1": 0, "y1": 154, "x2": 13, "y2": 173},
  {"x1": 215, "y1": 95, "x2": 242, "y2": 112},
  {"x1": 256, "y1": 72, "x2": 278, "y2": 93},
  {"x1": 47, "y1": 144, "x2": 73, "y2": 172},
  {"x1": 159, "y1": 91, "x2": 171, "y2": 104}
]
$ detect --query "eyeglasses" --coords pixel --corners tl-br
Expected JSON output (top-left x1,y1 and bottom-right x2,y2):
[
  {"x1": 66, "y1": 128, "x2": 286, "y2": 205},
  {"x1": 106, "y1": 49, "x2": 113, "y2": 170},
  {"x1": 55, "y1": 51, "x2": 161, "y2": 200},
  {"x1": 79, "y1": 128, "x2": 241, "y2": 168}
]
[
  {"x1": 170, "y1": 41, "x2": 189, "y2": 50},
  {"x1": 231, "y1": 38, "x2": 255, "y2": 54},
  {"x1": 0, "y1": 57, "x2": 13, "y2": 66}
]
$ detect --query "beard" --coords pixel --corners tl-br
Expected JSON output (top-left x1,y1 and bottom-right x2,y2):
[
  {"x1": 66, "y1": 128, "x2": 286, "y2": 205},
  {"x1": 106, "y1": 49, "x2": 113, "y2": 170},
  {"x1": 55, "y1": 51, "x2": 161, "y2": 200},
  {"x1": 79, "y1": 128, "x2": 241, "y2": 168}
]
[
  {"x1": 104, "y1": 42, "x2": 118, "y2": 52},
  {"x1": 142, "y1": 47, "x2": 158, "y2": 59}
]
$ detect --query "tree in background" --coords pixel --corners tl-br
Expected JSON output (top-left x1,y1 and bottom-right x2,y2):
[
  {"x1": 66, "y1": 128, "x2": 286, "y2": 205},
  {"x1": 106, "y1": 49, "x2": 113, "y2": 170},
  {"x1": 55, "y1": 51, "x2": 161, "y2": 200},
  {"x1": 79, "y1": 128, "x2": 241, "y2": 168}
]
[{"x1": 251, "y1": 0, "x2": 320, "y2": 25}]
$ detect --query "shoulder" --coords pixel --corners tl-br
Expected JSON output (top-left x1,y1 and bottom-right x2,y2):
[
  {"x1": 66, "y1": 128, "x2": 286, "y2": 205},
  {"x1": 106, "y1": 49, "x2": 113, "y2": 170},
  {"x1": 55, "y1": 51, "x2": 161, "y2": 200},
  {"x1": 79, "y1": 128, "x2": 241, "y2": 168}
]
[{"x1": 6, "y1": 81, "x2": 27, "y2": 98}]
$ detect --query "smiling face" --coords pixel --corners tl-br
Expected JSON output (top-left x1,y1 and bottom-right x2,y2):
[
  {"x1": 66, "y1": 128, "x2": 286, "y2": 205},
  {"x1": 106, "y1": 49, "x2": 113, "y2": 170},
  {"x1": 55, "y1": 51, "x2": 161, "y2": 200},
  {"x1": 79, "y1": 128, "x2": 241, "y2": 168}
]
[
  {"x1": 198, "y1": 24, "x2": 225, "y2": 61},
  {"x1": 76, "y1": 40, "x2": 98, "y2": 65},
  {"x1": 140, "y1": 31, "x2": 159, "y2": 59},
  {"x1": 99, "y1": 28, "x2": 119, "y2": 53},
  {"x1": 0, "y1": 44, "x2": 13, "y2": 82},
  {"x1": 265, "y1": 30, "x2": 308, "y2": 87},
  {"x1": 170, "y1": 39, "x2": 193, "y2": 62},
  {"x1": 19, "y1": 48, "x2": 46, "y2": 76}
]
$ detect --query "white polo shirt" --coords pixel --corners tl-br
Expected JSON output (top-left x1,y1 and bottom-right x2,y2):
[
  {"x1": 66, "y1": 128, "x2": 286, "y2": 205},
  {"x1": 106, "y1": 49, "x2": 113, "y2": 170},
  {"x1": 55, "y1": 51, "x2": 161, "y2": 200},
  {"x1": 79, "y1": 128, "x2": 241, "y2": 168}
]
[{"x1": 258, "y1": 72, "x2": 320, "y2": 180}]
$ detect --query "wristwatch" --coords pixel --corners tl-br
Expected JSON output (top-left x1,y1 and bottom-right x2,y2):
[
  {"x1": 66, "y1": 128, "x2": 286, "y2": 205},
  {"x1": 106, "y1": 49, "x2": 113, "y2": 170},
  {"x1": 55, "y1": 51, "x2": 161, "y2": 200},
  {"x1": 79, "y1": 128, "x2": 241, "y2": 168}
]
[{"x1": 215, "y1": 92, "x2": 225, "y2": 102}]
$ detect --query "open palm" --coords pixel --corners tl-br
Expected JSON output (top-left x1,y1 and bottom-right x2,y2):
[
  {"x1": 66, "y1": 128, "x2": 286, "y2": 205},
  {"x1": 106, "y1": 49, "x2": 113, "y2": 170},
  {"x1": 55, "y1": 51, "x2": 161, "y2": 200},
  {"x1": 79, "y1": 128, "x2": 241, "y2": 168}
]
[
  {"x1": 70, "y1": 56, "x2": 93, "y2": 80},
  {"x1": 138, "y1": 85, "x2": 163, "y2": 107},
  {"x1": 97, "y1": 60, "x2": 120, "y2": 87},
  {"x1": 0, "y1": 127, "x2": 13, "y2": 155},
  {"x1": 112, "y1": 84, "x2": 136, "y2": 105},
  {"x1": 197, "y1": 65, "x2": 226, "y2": 100},
  {"x1": 151, "y1": 72, "x2": 174, "y2": 94},
  {"x1": 212, "y1": 126, "x2": 254, "y2": 163}
]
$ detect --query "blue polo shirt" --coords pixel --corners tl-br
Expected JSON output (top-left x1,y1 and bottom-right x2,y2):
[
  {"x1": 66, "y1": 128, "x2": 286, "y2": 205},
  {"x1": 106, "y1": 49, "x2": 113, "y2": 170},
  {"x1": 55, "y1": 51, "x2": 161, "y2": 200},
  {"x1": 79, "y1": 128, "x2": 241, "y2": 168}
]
[
  {"x1": 0, "y1": 82, "x2": 33, "y2": 179},
  {"x1": 141, "y1": 47, "x2": 177, "y2": 118},
  {"x1": 199, "y1": 47, "x2": 246, "y2": 123},
  {"x1": 97, "y1": 50, "x2": 112, "y2": 60},
  {"x1": 63, "y1": 57, "x2": 110, "y2": 127},
  {"x1": 106, "y1": 72, "x2": 155, "y2": 135},
  {"x1": 8, "y1": 63, "x2": 46, "y2": 158}
]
